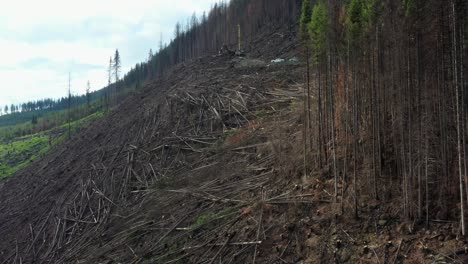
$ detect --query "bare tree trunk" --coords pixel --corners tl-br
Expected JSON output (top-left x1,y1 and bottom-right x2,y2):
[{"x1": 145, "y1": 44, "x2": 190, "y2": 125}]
[
  {"x1": 370, "y1": 40, "x2": 378, "y2": 200},
  {"x1": 318, "y1": 64, "x2": 323, "y2": 169},
  {"x1": 452, "y1": 1, "x2": 465, "y2": 236},
  {"x1": 375, "y1": 25, "x2": 382, "y2": 200},
  {"x1": 425, "y1": 120, "x2": 429, "y2": 228},
  {"x1": 329, "y1": 53, "x2": 338, "y2": 202},
  {"x1": 342, "y1": 39, "x2": 351, "y2": 216},
  {"x1": 407, "y1": 33, "x2": 414, "y2": 219},
  {"x1": 400, "y1": 40, "x2": 409, "y2": 219},
  {"x1": 436, "y1": 33, "x2": 448, "y2": 215},
  {"x1": 303, "y1": 44, "x2": 311, "y2": 178},
  {"x1": 416, "y1": 33, "x2": 422, "y2": 220},
  {"x1": 459, "y1": 17, "x2": 468, "y2": 211},
  {"x1": 353, "y1": 58, "x2": 358, "y2": 220},
  {"x1": 303, "y1": 71, "x2": 308, "y2": 179},
  {"x1": 306, "y1": 46, "x2": 313, "y2": 153}
]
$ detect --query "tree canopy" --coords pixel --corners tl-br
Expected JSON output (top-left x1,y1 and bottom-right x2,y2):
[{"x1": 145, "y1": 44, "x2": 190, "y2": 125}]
[{"x1": 309, "y1": 0, "x2": 329, "y2": 62}]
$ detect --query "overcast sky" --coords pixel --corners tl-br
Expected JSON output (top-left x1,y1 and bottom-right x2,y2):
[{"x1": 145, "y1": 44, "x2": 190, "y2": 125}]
[{"x1": 0, "y1": 0, "x2": 218, "y2": 110}]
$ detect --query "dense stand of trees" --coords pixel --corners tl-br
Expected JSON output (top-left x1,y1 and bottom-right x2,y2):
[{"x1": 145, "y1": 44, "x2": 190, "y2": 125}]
[
  {"x1": 300, "y1": 0, "x2": 468, "y2": 231},
  {"x1": 0, "y1": 92, "x2": 104, "y2": 127},
  {"x1": 119, "y1": 0, "x2": 301, "y2": 91},
  {"x1": 2, "y1": 96, "x2": 89, "y2": 116}
]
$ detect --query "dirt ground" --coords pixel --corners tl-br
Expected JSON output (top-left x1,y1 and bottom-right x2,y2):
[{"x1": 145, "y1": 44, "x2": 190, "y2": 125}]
[{"x1": 0, "y1": 25, "x2": 467, "y2": 264}]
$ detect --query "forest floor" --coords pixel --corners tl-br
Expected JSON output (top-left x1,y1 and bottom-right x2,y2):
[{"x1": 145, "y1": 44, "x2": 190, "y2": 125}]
[{"x1": 0, "y1": 26, "x2": 467, "y2": 264}]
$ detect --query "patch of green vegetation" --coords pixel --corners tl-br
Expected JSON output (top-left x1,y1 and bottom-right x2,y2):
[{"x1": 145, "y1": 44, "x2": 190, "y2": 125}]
[
  {"x1": 223, "y1": 128, "x2": 239, "y2": 138},
  {"x1": 58, "y1": 111, "x2": 103, "y2": 131},
  {"x1": 255, "y1": 106, "x2": 283, "y2": 120},
  {"x1": 255, "y1": 109, "x2": 271, "y2": 119},
  {"x1": 288, "y1": 100, "x2": 302, "y2": 111},
  {"x1": 0, "y1": 136, "x2": 48, "y2": 179},
  {"x1": 221, "y1": 128, "x2": 241, "y2": 144},
  {"x1": 309, "y1": 0, "x2": 329, "y2": 62},
  {"x1": 0, "y1": 111, "x2": 103, "y2": 180},
  {"x1": 190, "y1": 207, "x2": 237, "y2": 231},
  {"x1": 203, "y1": 129, "x2": 237, "y2": 152},
  {"x1": 403, "y1": 0, "x2": 415, "y2": 16}
]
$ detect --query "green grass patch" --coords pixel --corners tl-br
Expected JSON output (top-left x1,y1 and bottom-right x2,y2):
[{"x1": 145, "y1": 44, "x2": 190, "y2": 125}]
[
  {"x1": 254, "y1": 109, "x2": 271, "y2": 119},
  {"x1": 57, "y1": 111, "x2": 103, "y2": 131},
  {"x1": 190, "y1": 207, "x2": 238, "y2": 231},
  {"x1": 0, "y1": 136, "x2": 48, "y2": 179},
  {"x1": 0, "y1": 111, "x2": 103, "y2": 180}
]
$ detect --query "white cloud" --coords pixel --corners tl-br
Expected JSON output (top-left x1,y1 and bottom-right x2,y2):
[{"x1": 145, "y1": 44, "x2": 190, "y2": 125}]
[{"x1": 0, "y1": 0, "x2": 219, "y2": 109}]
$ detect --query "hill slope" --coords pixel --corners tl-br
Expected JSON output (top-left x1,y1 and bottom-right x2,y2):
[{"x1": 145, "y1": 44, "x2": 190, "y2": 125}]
[{"x1": 0, "y1": 27, "x2": 310, "y2": 263}]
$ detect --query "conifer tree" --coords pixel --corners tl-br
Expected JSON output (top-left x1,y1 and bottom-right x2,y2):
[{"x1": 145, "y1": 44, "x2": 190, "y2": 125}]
[
  {"x1": 107, "y1": 57, "x2": 113, "y2": 110},
  {"x1": 299, "y1": 0, "x2": 312, "y2": 44},
  {"x1": 148, "y1": 49, "x2": 153, "y2": 62},
  {"x1": 86, "y1": 81, "x2": 91, "y2": 110},
  {"x1": 113, "y1": 49, "x2": 121, "y2": 105},
  {"x1": 67, "y1": 72, "x2": 71, "y2": 139},
  {"x1": 309, "y1": 0, "x2": 328, "y2": 63},
  {"x1": 113, "y1": 49, "x2": 121, "y2": 84}
]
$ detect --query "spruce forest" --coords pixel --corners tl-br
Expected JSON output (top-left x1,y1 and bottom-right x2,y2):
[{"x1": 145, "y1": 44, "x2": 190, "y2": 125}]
[{"x1": 298, "y1": 0, "x2": 468, "y2": 231}]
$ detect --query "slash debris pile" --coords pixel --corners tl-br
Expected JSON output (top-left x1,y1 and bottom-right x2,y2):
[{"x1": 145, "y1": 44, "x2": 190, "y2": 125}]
[{"x1": 0, "y1": 47, "x2": 324, "y2": 263}]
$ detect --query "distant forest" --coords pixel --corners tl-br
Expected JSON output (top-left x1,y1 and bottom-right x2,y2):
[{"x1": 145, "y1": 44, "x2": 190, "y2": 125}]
[{"x1": 0, "y1": 91, "x2": 103, "y2": 126}]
